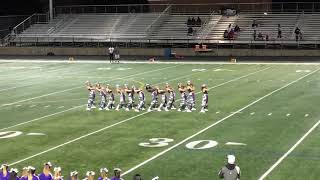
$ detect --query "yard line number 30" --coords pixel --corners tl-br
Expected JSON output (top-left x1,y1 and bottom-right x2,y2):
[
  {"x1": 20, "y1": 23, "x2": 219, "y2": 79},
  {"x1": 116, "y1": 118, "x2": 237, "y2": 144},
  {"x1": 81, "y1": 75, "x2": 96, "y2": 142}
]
[{"x1": 139, "y1": 138, "x2": 219, "y2": 150}]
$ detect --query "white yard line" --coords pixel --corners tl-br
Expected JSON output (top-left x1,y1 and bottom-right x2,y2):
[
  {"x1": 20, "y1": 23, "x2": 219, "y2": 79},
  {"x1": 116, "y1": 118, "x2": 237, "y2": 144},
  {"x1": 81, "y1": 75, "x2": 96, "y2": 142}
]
[
  {"x1": 1, "y1": 65, "x2": 222, "y2": 131},
  {"x1": 121, "y1": 68, "x2": 320, "y2": 177},
  {"x1": 8, "y1": 66, "x2": 270, "y2": 166},
  {"x1": 1, "y1": 65, "x2": 180, "y2": 107},
  {"x1": 258, "y1": 119, "x2": 320, "y2": 180}
]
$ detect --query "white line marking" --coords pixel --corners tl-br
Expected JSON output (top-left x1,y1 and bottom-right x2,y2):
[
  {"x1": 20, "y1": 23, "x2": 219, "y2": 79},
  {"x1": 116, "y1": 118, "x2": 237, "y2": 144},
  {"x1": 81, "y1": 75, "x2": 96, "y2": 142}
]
[
  {"x1": 225, "y1": 142, "x2": 247, "y2": 146},
  {"x1": 216, "y1": 111, "x2": 220, "y2": 114},
  {"x1": 305, "y1": 114, "x2": 309, "y2": 117},
  {"x1": 2, "y1": 59, "x2": 320, "y2": 65},
  {"x1": 58, "y1": 106, "x2": 65, "y2": 109},
  {"x1": 1, "y1": 66, "x2": 223, "y2": 131},
  {"x1": 0, "y1": 105, "x2": 84, "y2": 131},
  {"x1": 250, "y1": 112, "x2": 255, "y2": 115},
  {"x1": 26, "y1": 133, "x2": 46, "y2": 136},
  {"x1": 258, "y1": 119, "x2": 320, "y2": 180},
  {"x1": 8, "y1": 67, "x2": 270, "y2": 166},
  {"x1": 231, "y1": 112, "x2": 242, "y2": 114},
  {"x1": 29, "y1": 105, "x2": 36, "y2": 108},
  {"x1": 286, "y1": 113, "x2": 291, "y2": 117},
  {"x1": 268, "y1": 113, "x2": 272, "y2": 116},
  {"x1": 1, "y1": 65, "x2": 181, "y2": 107},
  {"x1": 121, "y1": 68, "x2": 320, "y2": 177},
  {"x1": 44, "y1": 105, "x2": 50, "y2": 108}
]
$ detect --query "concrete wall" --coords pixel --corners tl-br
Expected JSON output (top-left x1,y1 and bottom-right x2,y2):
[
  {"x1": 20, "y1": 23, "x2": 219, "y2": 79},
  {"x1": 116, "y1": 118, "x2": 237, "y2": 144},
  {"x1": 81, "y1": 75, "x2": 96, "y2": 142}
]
[{"x1": 1, "y1": 47, "x2": 320, "y2": 57}]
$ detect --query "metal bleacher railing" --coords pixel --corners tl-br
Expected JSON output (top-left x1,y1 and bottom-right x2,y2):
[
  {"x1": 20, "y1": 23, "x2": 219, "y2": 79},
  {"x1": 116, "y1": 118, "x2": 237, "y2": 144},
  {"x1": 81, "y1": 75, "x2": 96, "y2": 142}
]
[{"x1": 4, "y1": 2, "x2": 320, "y2": 48}]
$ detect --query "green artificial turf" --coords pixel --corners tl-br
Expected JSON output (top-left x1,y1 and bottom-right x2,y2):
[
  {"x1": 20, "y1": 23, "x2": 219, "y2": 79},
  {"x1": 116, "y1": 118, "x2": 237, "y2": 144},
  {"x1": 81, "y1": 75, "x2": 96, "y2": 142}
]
[{"x1": 0, "y1": 61, "x2": 319, "y2": 180}]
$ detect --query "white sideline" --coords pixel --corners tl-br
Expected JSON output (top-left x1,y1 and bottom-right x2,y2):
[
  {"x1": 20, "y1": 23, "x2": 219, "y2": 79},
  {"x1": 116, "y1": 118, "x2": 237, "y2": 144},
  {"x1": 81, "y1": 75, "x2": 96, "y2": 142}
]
[
  {"x1": 121, "y1": 68, "x2": 320, "y2": 177},
  {"x1": 1, "y1": 59, "x2": 320, "y2": 65},
  {"x1": 258, "y1": 119, "x2": 320, "y2": 180},
  {"x1": 1, "y1": 65, "x2": 180, "y2": 107},
  {"x1": 8, "y1": 66, "x2": 269, "y2": 166},
  {"x1": 0, "y1": 65, "x2": 221, "y2": 131}
]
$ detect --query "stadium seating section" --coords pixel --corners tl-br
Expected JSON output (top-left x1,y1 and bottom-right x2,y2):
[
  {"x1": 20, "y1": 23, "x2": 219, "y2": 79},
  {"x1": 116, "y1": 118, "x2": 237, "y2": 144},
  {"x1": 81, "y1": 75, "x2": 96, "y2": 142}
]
[{"x1": 11, "y1": 12, "x2": 320, "y2": 43}]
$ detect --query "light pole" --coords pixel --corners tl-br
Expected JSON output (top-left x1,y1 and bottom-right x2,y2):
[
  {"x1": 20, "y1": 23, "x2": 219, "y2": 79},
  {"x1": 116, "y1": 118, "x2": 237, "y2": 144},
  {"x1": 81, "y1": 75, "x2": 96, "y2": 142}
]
[{"x1": 49, "y1": 0, "x2": 53, "y2": 20}]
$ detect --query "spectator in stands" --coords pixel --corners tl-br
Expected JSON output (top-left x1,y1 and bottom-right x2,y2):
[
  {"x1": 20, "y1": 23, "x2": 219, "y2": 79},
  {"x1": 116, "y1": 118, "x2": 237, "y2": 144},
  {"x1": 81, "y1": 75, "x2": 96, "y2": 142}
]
[
  {"x1": 266, "y1": 34, "x2": 269, "y2": 41},
  {"x1": 108, "y1": 46, "x2": 115, "y2": 63},
  {"x1": 191, "y1": 17, "x2": 196, "y2": 26},
  {"x1": 187, "y1": 27, "x2": 194, "y2": 36},
  {"x1": 252, "y1": 19, "x2": 258, "y2": 28},
  {"x1": 218, "y1": 155, "x2": 241, "y2": 180},
  {"x1": 110, "y1": 168, "x2": 122, "y2": 180},
  {"x1": 227, "y1": 24, "x2": 232, "y2": 33},
  {"x1": 277, "y1": 24, "x2": 282, "y2": 38},
  {"x1": 187, "y1": 17, "x2": 192, "y2": 26},
  {"x1": 228, "y1": 29, "x2": 235, "y2": 40},
  {"x1": 132, "y1": 174, "x2": 142, "y2": 180},
  {"x1": 196, "y1": 17, "x2": 202, "y2": 26},
  {"x1": 295, "y1": 27, "x2": 301, "y2": 42},
  {"x1": 223, "y1": 30, "x2": 229, "y2": 40},
  {"x1": 234, "y1": 25, "x2": 240, "y2": 33},
  {"x1": 257, "y1": 32, "x2": 263, "y2": 40},
  {"x1": 253, "y1": 30, "x2": 257, "y2": 41}
]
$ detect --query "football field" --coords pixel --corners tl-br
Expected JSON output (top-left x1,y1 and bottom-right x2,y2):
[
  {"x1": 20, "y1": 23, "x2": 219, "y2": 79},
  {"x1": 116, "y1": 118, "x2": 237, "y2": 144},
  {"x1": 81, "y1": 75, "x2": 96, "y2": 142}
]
[{"x1": 1, "y1": 60, "x2": 320, "y2": 180}]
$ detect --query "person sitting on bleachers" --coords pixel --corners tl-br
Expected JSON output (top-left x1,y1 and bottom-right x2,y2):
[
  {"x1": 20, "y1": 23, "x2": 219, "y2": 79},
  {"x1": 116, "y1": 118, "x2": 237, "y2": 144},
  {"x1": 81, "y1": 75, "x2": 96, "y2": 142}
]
[
  {"x1": 196, "y1": 17, "x2": 202, "y2": 26},
  {"x1": 227, "y1": 24, "x2": 232, "y2": 33},
  {"x1": 228, "y1": 29, "x2": 235, "y2": 40},
  {"x1": 234, "y1": 25, "x2": 240, "y2": 33},
  {"x1": 257, "y1": 32, "x2": 263, "y2": 41},
  {"x1": 187, "y1": 17, "x2": 192, "y2": 26},
  {"x1": 295, "y1": 27, "x2": 301, "y2": 41},
  {"x1": 223, "y1": 30, "x2": 229, "y2": 40},
  {"x1": 187, "y1": 27, "x2": 194, "y2": 36},
  {"x1": 191, "y1": 17, "x2": 196, "y2": 26},
  {"x1": 253, "y1": 30, "x2": 257, "y2": 41},
  {"x1": 252, "y1": 19, "x2": 258, "y2": 28}
]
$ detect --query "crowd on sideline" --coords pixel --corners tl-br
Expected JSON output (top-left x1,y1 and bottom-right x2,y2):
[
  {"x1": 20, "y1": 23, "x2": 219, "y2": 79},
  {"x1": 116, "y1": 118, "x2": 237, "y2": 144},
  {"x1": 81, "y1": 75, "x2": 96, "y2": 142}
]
[
  {"x1": 187, "y1": 17, "x2": 202, "y2": 36},
  {"x1": 0, "y1": 154, "x2": 241, "y2": 180},
  {"x1": 0, "y1": 163, "x2": 163, "y2": 180}
]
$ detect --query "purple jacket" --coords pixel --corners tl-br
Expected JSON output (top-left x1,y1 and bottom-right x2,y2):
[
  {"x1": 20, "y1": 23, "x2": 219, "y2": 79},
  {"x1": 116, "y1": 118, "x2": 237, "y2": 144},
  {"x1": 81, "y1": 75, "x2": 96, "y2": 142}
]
[
  {"x1": 20, "y1": 176, "x2": 28, "y2": 180},
  {"x1": 38, "y1": 173, "x2": 53, "y2": 180},
  {"x1": 0, "y1": 171, "x2": 10, "y2": 180},
  {"x1": 28, "y1": 175, "x2": 40, "y2": 180},
  {"x1": 98, "y1": 177, "x2": 110, "y2": 180}
]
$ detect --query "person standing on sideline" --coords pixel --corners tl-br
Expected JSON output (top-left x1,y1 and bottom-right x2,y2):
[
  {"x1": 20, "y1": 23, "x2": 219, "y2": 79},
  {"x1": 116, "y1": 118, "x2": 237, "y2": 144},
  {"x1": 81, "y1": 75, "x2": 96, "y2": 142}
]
[
  {"x1": 0, "y1": 164, "x2": 10, "y2": 180},
  {"x1": 218, "y1": 155, "x2": 241, "y2": 180},
  {"x1": 114, "y1": 47, "x2": 120, "y2": 64},
  {"x1": 39, "y1": 162, "x2": 53, "y2": 180},
  {"x1": 110, "y1": 168, "x2": 123, "y2": 180},
  {"x1": 108, "y1": 46, "x2": 115, "y2": 63}
]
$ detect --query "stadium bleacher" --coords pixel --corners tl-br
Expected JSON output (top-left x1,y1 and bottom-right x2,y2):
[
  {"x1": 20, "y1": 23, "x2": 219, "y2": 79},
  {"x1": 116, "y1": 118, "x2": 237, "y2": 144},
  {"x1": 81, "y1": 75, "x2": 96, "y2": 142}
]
[{"x1": 6, "y1": 4, "x2": 320, "y2": 47}]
